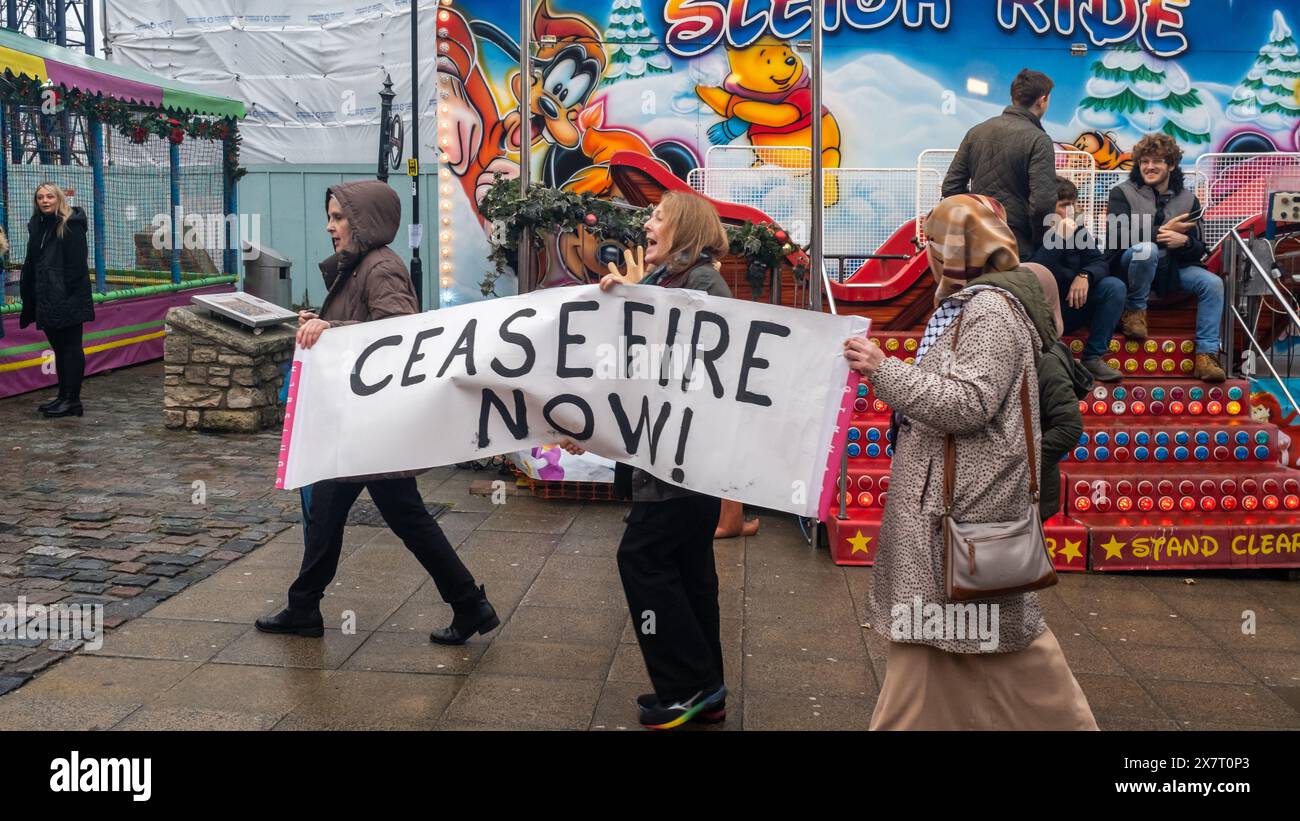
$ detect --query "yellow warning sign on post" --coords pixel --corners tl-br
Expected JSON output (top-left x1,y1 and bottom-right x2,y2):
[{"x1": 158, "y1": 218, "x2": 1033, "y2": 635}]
[{"x1": 407, "y1": 158, "x2": 419, "y2": 176}]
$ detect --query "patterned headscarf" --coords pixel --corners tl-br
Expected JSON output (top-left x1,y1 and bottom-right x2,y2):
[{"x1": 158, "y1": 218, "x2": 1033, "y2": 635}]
[{"x1": 925, "y1": 194, "x2": 1021, "y2": 281}]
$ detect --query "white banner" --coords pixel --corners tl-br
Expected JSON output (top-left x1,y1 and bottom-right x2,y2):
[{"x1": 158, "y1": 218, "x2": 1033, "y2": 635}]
[
  {"x1": 104, "y1": 0, "x2": 440, "y2": 165},
  {"x1": 276, "y1": 284, "x2": 869, "y2": 517}
]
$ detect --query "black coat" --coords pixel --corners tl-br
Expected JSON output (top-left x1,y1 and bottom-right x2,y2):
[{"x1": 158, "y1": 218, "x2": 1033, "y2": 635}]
[
  {"x1": 941, "y1": 106, "x2": 1059, "y2": 259},
  {"x1": 19, "y1": 207, "x2": 94, "y2": 330}
]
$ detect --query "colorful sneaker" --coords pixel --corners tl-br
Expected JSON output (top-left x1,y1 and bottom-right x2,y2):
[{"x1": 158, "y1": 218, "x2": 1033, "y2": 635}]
[
  {"x1": 638, "y1": 686, "x2": 727, "y2": 730},
  {"x1": 637, "y1": 692, "x2": 727, "y2": 724}
]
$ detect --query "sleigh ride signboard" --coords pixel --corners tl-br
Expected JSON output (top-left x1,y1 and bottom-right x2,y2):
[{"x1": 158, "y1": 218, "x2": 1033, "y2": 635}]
[{"x1": 275, "y1": 284, "x2": 869, "y2": 518}]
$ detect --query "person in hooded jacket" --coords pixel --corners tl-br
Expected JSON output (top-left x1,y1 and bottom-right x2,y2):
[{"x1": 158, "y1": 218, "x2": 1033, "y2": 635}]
[
  {"x1": 19, "y1": 182, "x2": 94, "y2": 418},
  {"x1": 256, "y1": 179, "x2": 498, "y2": 645}
]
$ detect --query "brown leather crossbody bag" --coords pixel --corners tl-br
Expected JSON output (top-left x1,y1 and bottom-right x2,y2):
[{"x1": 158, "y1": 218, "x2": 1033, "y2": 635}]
[{"x1": 940, "y1": 298, "x2": 1058, "y2": 602}]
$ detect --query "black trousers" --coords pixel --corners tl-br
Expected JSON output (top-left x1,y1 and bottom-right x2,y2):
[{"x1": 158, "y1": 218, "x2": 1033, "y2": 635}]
[
  {"x1": 44, "y1": 324, "x2": 85, "y2": 401},
  {"x1": 617, "y1": 494, "x2": 724, "y2": 703},
  {"x1": 287, "y1": 477, "x2": 477, "y2": 613}
]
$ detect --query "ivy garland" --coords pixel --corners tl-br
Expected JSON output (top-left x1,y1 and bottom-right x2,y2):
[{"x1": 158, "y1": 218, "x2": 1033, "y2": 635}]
[
  {"x1": 1, "y1": 73, "x2": 246, "y2": 180},
  {"x1": 478, "y1": 176, "x2": 807, "y2": 296}
]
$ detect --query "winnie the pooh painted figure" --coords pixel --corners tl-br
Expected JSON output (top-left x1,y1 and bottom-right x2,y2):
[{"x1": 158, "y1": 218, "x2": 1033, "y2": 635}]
[{"x1": 695, "y1": 36, "x2": 842, "y2": 205}]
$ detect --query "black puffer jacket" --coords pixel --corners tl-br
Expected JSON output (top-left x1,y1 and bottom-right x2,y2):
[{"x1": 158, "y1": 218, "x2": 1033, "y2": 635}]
[
  {"x1": 19, "y1": 207, "x2": 94, "y2": 330},
  {"x1": 941, "y1": 106, "x2": 1059, "y2": 260}
]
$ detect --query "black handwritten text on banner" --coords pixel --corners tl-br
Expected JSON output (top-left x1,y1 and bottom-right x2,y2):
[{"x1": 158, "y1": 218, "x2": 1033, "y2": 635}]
[{"x1": 276, "y1": 284, "x2": 869, "y2": 517}]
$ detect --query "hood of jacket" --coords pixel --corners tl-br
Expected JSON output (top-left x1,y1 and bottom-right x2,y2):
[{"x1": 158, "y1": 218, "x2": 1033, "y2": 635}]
[
  {"x1": 28, "y1": 205, "x2": 86, "y2": 235},
  {"x1": 967, "y1": 267, "x2": 1059, "y2": 353},
  {"x1": 320, "y1": 180, "x2": 401, "y2": 288}
]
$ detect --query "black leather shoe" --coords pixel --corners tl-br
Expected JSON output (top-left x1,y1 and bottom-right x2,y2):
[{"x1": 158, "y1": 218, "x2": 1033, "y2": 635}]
[
  {"x1": 429, "y1": 584, "x2": 499, "y2": 645},
  {"x1": 254, "y1": 607, "x2": 324, "y2": 637},
  {"x1": 41, "y1": 399, "x2": 83, "y2": 418},
  {"x1": 38, "y1": 395, "x2": 65, "y2": 412}
]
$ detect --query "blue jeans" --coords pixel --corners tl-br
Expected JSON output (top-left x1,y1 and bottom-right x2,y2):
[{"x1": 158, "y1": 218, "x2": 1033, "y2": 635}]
[
  {"x1": 1121, "y1": 242, "x2": 1223, "y2": 355},
  {"x1": 1061, "y1": 275, "x2": 1125, "y2": 359}
]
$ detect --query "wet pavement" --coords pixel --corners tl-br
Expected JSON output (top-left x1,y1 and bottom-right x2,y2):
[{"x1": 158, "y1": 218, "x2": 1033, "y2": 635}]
[{"x1": 1, "y1": 362, "x2": 1298, "y2": 730}]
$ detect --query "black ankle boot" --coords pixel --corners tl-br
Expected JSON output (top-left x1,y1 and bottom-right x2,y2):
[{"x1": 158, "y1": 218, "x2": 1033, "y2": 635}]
[
  {"x1": 429, "y1": 584, "x2": 499, "y2": 645},
  {"x1": 38, "y1": 394, "x2": 66, "y2": 412},
  {"x1": 41, "y1": 398, "x2": 83, "y2": 418},
  {"x1": 255, "y1": 607, "x2": 324, "y2": 637}
]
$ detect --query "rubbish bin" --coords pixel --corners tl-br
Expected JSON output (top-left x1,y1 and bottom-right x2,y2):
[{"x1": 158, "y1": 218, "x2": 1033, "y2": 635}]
[{"x1": 242, "y1": 240, "x2": 293, "y2": 309}]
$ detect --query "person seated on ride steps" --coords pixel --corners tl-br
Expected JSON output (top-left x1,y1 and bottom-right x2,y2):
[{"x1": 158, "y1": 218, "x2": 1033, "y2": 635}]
[
  {"x1": 1030, "y1": 176, "x2": 1125, "y2": 383},
  {"x1": 1104, "y1": 133, "x2": 1225, "y2": 383}
]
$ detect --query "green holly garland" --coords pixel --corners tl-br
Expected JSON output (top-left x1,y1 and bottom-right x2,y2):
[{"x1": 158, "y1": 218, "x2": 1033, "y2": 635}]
[
  {"x1": 478, "y1": 176, "x2": 807, "y2": 296},
  {"x1": 0, "y1": 72, "x2": 246, "y2": 180}
]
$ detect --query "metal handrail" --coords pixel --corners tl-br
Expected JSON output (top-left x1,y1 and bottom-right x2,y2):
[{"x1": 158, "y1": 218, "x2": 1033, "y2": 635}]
[
  {"x1": 1228, "y1": 230, "x2": 1300, "y2": 330},
  {"x1": 1225, "y1": 230, "x2": 1300, "y2": 413}
]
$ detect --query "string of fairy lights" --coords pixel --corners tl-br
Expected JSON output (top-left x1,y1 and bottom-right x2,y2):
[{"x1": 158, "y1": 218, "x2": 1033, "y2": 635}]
[{"x1": 435, "y1": 0, "x2": 456, "y2": 305}]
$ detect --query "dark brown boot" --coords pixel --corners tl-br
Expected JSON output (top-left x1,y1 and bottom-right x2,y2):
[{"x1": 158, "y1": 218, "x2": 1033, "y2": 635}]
[
  {"x1": 1193, "y1": 353, "x2": 1226, "y2": 383},
  {"x1": 1119, "y1": 308, "x2": 1148, "y2": 341}
]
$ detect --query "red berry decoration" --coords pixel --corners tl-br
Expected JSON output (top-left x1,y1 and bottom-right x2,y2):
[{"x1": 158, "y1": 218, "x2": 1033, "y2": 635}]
[
  {"x1": 168, "y1": 128, "x2": 185, "y2": 145},
  {"x1": 130, "y1": 125, "x2": 148, "y2": 144},
  {"x1": 774, "y1": 229, "x2": 788, "y2": 243},
  {"x1": 584, "y1": 213, "x2": 597, "y2": 227}
]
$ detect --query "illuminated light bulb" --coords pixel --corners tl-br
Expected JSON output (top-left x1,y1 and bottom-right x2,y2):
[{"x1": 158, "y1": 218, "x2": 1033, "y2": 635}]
[
  {"x1": 1107, "y1": 358, "x2": 1122, "y2": 371},
  {"x1": 1079, "y1": 400, "x2": 1089, "y2": 415},
  {"x1": 440, "y1": 153, "x2": 451, "y2": 163},
  {"x1": 1074, "y1": 497, "x2": 1091, "y2": 512},
  {"x1": 873, "y1": 400, "x2": 888, "y2": 413},
  {"x1": 1264, "y1": 495, "x2": 1280, "y2": 510},
  {"x1": 1286, "y1": 495, "x2": 1300, "y2": 510},
  {"x1": 1188, "y1": 401, "x2": 1203, "y2": 415},
  {"x1": 1108, "y1": 340, "x2": 1121, "y2": 353},
  {"x1": 1144, "y1": 359, "x2": 1157, "y2": 372},
  {"x1": 885, "y1": 338, "x2": 899, "y2": 351},
  {"x1": 441, "y1": 248, "x2": 451, "y2": 257},
  {"x1": 1130, "y1": 401, "x2": 1146, "y2": 415},
  {"x1": 438, "y1": 10, "x2": 450, "y2": 21},
  {"x1": 1200, "y1": 497, "x2": 1216, "y2": 511},
  {"x1": 440, "y1": 200, "x2": 452, "y2": 211},
  {"x1": 1138, "y1": 496, "x2": 1154, "y2": 511},
  {"x1": 1092, "y1": 401, "x2": 1107, "y2": 415},
  {"x1": 1125, "y1": 340, "x2": 1139, "y2": 353},
  {"x1": 1178, "y1": 496, "x2": 1195, "y2": 511},
  {"x1": 1226, "y1": 401, "x2": 1242, "y2": 415},
  {"x1": 1169, "y1": 401, "x2": 1185, "y2": 415},
  {"x1": 1243, "y1": 495, "x2": 1259, "y2": 510},
  {"x1": 904, "y1": 338, "x2": 917, "y2": 351},
  {"x1": 1117, "y1": 496, "x2": 1133, "y2": 512},
  {"x1": 1162, "y1": 359, "x2": 1175, "y2": 372},
  {"x1": 439, "y1": 136, "x2": 450, "y2": 146},
  {"x1": 1207, "y1": 401, "x2": 1222, "y2": 415},
  {"x1": 440, "y1": 262, "x2": 451, "y2": 272},
  {"x1": 1125, "y1": 359, "x2": 1138, "y2": 372},
  {"x1": 440, "y1": 168, "x2": 450, "y2": 178},
  {"x1": 1144, "y1": 340, "x2": 1158, "y2": 353},
  {"x1": 439, "y1": 277, "x2": 451, "y2": 287},
  {"x1": 1158, "y1": 496, "x2": 1175, "y2": 511},
  {"x1": 441, "y1": 232, "x2": 451, "y2": 242},
  {"x1": 904, "y1": 357, "x2": 915, "y2": 365},
  {"x1": 1221, "y1": 496, "x2": 1238, "y2": 511},
  {"x1": 440, "y1": 186, "x2": 451, "y2": 196},
  {"x1": 857, "y1": 492, "x2": 874, "y2": 508},
  {"x1": 441, "y1": 217, "x2": 452, "y2": 226}
]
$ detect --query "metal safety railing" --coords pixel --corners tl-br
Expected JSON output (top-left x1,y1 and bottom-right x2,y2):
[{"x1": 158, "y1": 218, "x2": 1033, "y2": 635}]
[{"x1": 1223, "y1": 228, "x2": 1300, "y2": 414}]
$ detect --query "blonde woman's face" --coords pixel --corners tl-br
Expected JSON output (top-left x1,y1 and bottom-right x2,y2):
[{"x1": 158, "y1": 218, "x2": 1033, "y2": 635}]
[
  {"x1": 643, "y1": 205, "x2": 673, "y2": 266},
  {"x1": 36, "y1": 188, "x2": 58, "y2": 214}
]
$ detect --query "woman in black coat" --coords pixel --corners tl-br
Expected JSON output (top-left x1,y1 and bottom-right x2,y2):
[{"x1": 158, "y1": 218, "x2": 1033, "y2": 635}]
[{"x1": 19, "y1": 182, "x2": 94, "y2": 417}]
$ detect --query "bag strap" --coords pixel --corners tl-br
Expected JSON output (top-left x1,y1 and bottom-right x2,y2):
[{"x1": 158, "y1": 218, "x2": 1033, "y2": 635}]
[{"x1": 942, "y1": 294, "x2": 1039, "y2": 513}]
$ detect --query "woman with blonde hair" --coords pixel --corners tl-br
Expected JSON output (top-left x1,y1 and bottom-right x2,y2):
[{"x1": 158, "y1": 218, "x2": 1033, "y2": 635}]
[
  {"x1": 564, "y1": 190, "x2": 733, "y2": 729},
  {"x1": 843, "y1": 194, "x2": 1096, "y2": 730},
  {"x1": 19, "y1": 182, "x2": 93, "y2": 417}
]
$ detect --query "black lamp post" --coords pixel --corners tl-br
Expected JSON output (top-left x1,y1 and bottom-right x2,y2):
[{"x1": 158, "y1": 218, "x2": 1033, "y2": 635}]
[{"x1": 377, "y1": 74, "x2": 395, "y2": 182}]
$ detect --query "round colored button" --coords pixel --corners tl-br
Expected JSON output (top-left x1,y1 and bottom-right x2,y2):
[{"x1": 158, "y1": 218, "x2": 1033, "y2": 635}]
[
  {"x1": 1096, "y1": 447, "x2": 1110, "y2": 461},
  {"x1": 857, "y1": 476, "x2": 874, "y2": 490},
  {"x1": 1234, "y1": 446, "x2": 1249, "y2": 460},
  {"x1": 1195, "y1": 431, "x2": 1209, "y2": 445},
  {"x1": 1131, "y1": 387, "x2": 1148, "y2": 400},
  {"x1": 1114, "y1": 447, "x2": 1130, "y2": 462},
  {"x1": 1174, "y1": 446, "x2": 1189, "y2": 461},
  {"x1": 857, "y1": 384, "x2": 869, "y2": 397},
  {"x1": 1169, "y1": 401, "x2": 1185, "y2": 414},
  {"x1": 1152, "y1": 388, "x2": 1166, "y2": 401},
  {"x1": 1125, "y1": 359, "x2": 1139, "y2": 372},
  {"x1": 1150, "y1": 401, "x2": 1166, "y2": 415},
  {"x1": 1235, "y1": 431, "x2": 1250, "y2": 445},
  {"x1": 1213, "y1": 446, "x2": 1229, "y2": 461},
  {"x1": 1215, "y1": 431, "x2": 1229, "y2": 445},
  {"x1": 866, "y1": 443, "x2": 882, "y2": 458},
  {"x1": 854, "y1": 398, "x2": 869, "y2": 413},
  {"x1": 1227, "y1": 401, "x2": 1242, "y2": 415},
  {"x1": 1131, "y1": 401, "x2": 1147, "y2": 415},
  {"x1": 1115, "y1": 432, "x2": 1131, "y2": 446},
  {"x1": 1144, "y1": 360, "x2": 1157, "y2": 372},
  {"x1": 1209, "y1": 387, "x2": 1224, "y2": 400},
  {"x1": 1207, "y1": 401, "x2": 1223, "y2": 415},
  {"x1": 1134, "y1": 447, "x2": 1149, "y2": 461},
  {"x1": 1256, "y1": 446, "x2": 1270, "y2": 460},
  {"x1": 866, "y1": 428, "x2": 880, "y2": 441},
  {"x1": 1078, "y1": 432, "x2": 1090, "y2": 445},
  {"x1": 1113, "y1": 387, "x2": 1128, "y2": 400},
  {"x1": 1256, "y1": 431, "x2": 1270, "y2": 444},
  {"x1": 1228, "y1": 386, "x2": 1243, "y2": 400},
  {"x1": 1136, "y1": 432, "x2": 1151, "y2": 445},
  {"x1": 1154, "y1": 447, "x2": 1169, "y2": 461},
  {"x1": 1155, "y1": 432, "x2": 1170, "y2": 445},
  {"x1": 1111, "y1": 401, "x2": 1126, "y2": 414},
  {"x1": 1175, "y1": 431, "x2": 1190, "y2": 445},
  {"x1": 847, "y1": 443, "x2": 861, "y2": 458},
  {"x1": 1194, "y1": 446, "x2": 1209, "y2": 461},
  {"x1": 1095, "y1": 432, "x2": 1110, "y2": 446},
  {"x1": 1073, "y1": 447, "x2": 1089, "y2": 461}
]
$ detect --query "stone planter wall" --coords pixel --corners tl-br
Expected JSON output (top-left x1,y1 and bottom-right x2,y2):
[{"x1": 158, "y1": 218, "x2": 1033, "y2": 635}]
[{"x1": 162, "y1": 306, "x2": 296, "y2": 433}]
